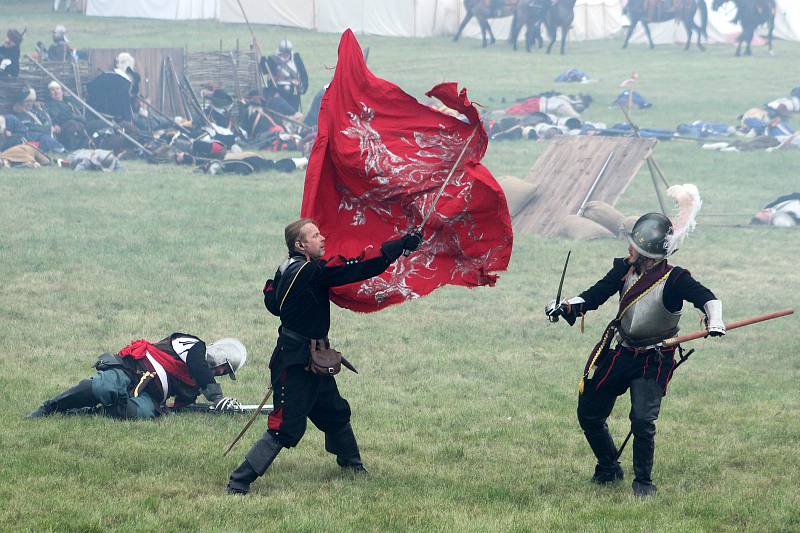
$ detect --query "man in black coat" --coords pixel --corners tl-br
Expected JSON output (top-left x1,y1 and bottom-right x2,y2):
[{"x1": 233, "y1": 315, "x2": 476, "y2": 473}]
[
  {"x1": 227, "y1": 219, "x2": 422, "y2": 494},
  {"x1": 0, "y1": 29, "x2": 23, "y2": 79}
]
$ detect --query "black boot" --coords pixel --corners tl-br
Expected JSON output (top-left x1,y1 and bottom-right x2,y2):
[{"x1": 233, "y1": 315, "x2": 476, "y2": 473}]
[
  {"x1": 28, "y1": 379, "x2": 96, "y2": 418},
  {"x1": 631, "y1": 434, "x2": 657, "y2": 497},
  {"x1": 227, "y1": 432, "x2": 282, "y2": 495},
  {"x1": 325, "y1": 422, "x2": 367, "y2": 474},
  {"x1": 584, "y1": 426, "x2": 624, "y2": 484}
]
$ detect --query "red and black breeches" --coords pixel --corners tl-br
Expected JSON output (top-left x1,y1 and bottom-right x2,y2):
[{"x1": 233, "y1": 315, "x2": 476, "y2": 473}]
[
  {"x1": 577, "y1": 345, "x2": 676, "y2": 484},
  {"x1": 266, "y1": 364, "x2": 352, "y2": 449}
]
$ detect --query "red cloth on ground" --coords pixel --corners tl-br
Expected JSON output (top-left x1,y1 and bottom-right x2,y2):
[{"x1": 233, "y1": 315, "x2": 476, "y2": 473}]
[
  {"x1": 118, "y1": 339, "x2": 196, "y2": 387},
  {"x1": 301, "y1": 30, "x2": 513, "y2": 313},
  {"x1": 505, "y1": 97, "x2": 542, "y2": 116}
]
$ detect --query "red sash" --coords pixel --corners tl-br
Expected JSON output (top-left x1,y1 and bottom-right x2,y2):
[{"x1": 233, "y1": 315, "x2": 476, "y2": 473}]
[{"x1": 119, "y1": 339, "x2": 197, "y2": 387}]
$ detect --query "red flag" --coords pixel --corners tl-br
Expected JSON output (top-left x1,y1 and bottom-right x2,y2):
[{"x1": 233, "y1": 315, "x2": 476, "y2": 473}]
[{"x1": 301, "y1": 30, "x2": 513, "y2": 313}]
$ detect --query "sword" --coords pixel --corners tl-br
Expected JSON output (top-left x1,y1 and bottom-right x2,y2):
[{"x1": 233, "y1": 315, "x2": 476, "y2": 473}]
[
  {"x1": 223, "y1": 385, "x2": 274, "y2": 457},
  {"x1": 403, "y1": 125, "x2": 479, "y2": 256},
  {"x1": 549, "y1": 250, "x2": 571, "y2": 323},
  {"x1": 173, "y1": 403, "x2": 274, "y2": 414},
  {"x1": 418, "y1": 125, "x2": 480, "y2": 231}
]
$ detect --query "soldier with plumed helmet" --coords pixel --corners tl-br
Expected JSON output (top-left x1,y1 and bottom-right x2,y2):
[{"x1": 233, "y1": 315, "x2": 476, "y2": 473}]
[{"x1": 546, "y1": 185, "x2": 725, "y2": 497}]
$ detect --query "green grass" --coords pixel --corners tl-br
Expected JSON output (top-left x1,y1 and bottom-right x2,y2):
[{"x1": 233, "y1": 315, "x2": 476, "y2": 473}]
[{"x1": 1, "y1": 1, "x2": 799, "y2": 531}]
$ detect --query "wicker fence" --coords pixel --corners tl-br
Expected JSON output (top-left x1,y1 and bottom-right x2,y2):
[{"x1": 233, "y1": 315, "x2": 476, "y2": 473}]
[{"x1": 0, "y1": 48, "x2": 260, "y2": 117}]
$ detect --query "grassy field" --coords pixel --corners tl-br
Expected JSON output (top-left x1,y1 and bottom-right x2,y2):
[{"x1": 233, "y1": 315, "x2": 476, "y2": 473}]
[{"x1": 1, "y1": 1, "x2": 799, "y2": 531}]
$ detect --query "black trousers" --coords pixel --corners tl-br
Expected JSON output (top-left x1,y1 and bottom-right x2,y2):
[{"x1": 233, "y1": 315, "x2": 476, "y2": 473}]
[
  {"x1": 577, "y1": 345, "x2": 676, "y2": 484},
  {"x1": 266, "y1": 364, "x2": 352, "y2": 449}
]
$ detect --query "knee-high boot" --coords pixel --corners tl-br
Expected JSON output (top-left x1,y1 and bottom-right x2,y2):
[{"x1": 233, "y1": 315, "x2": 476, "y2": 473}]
[
  {"x1": 631, "y1": 433, "x2": 657, "y2": 497},
  {"x1": 583, "y1": 424, "x2": 624, "y2": 484},
  {"x1": 227, "y1": 432, "x2": 282, "y2": 494},
  {"x1": 325, "y1": 422, "x2": 366, "y2": 473},
  {"x1": 28, "y1": 379, "x2": 96, "y2": 418}
]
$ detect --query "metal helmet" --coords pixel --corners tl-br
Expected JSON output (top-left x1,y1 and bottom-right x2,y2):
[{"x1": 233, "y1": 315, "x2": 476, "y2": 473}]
[
  {"x1": 278, "y1": 39, "x2": 293, "y2": 54},
  {"x1": 627, "y1": 212, "x2": 673, "y2": 259},
  {"x1": 206, "y1": 338, "x2": 247, "y2": 380}
]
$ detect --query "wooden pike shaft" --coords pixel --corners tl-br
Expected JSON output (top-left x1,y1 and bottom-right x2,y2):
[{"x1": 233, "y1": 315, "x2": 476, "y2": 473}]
[
  {"x1": 662, "y1": 308, "x2": 794, "y2": 348},
  {"x1": 222, "y1": 385, "x2": 273, "y2": 456}
]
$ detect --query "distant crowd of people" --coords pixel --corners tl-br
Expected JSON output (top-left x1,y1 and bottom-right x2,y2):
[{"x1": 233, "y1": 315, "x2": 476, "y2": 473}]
[{"x1": 2, "y1": 26, "x2": 323, "y2": 174}]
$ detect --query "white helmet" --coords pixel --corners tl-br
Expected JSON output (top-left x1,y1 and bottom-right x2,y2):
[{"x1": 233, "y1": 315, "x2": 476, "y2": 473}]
[
  {"x1": 206, "y1": 338, "x2": 247, "y2": 380},
  {"x1": 278, "y1": 39, "x2": 293, "y2": 54},
  {"x1": 116, "y1": 52, "x2": 135, "y2": 72}
]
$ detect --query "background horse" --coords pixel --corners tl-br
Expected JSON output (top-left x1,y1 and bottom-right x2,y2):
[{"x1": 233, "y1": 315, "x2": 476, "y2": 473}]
[
  {"x1": 712, "y1": 0, "x2": 776, "y2": 55},
  {"x1": 509, "y1": 0, "x2": 546, "y2": 52},
  {"x1": 453, "y1": 0, "x2": 521, "y2": 48},
  {"x1": 623, "y1": 0, "x2": 708, "y2": 50},
  {"x1": 543, "y1": 0, "x2": 577, "y2": 54}
]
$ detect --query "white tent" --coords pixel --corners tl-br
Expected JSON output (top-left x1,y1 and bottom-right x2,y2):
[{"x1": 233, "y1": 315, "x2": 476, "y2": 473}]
[
  {"x1": 86, "y1": 0, "x2": 217, "y2": 20},
  {"x1": 85, "y1": 0, "x2": 800, "y2": 42}
]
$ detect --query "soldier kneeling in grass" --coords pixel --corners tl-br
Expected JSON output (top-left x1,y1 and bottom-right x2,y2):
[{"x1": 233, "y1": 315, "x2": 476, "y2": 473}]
[{"x1": 28, "y1": 334, "x2": 246, "y2": 419}]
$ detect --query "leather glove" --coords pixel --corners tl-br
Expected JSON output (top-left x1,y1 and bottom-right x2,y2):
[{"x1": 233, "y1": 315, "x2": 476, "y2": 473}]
[
  {"x1": 213, "y1": 397, "x2": 242, "y2": 412},
  {"x1": 401, "y1": 231, "x2": 423, "y2": 253},
  {"x1": 545, "y1": 297, "x2": 584, "y2": 326},
  {"x1": 381, "y1": 231, "x2": 423, "y2": 262}
]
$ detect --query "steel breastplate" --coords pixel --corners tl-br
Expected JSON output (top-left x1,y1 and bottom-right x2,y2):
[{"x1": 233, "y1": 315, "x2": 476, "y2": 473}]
[{"x1": 617, "y1": 271, "x2": 681, "y2": 347}]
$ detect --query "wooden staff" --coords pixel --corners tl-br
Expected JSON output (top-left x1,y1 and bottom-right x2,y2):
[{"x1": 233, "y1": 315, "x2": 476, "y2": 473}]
[
  {"x1": 25, "y1": 55, "x2": 154, "y2": 156},
  {"x1": 234, "y1": 0, "x2": 278, "y2": 88},
  {"x1": 616, "y1": 307, "x2": 793, "y2": 459},
  {"x1": 663, "y1": 308, "x2": 794, "y2": 347},
  {"x1": 223, "y1": 385, "x2": 274, "y2": 456}
]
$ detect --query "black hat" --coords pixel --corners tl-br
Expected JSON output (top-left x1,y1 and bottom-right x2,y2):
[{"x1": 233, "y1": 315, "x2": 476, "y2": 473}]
[
  {"x1": 7, "y1": 29, "x2": 23, "y2": 45},
  {"x1": 15, "y1": 86, "x2": 35, "y2": 103},
  {"x1": 210, "y1": 89, "x2": 233, "y2": 108}
]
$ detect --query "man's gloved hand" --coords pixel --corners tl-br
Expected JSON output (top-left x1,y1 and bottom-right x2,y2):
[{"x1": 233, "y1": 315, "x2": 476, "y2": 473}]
[
  {"x1": 381, "y1": 231, "x2": 423, "y2": 262},
  {"x1": 545, "y1": 297, "x2": 584, "y2": 326},
  {"x1": 213, "y1": 397, "x2": 242, "y2": 412},
  {"x1": 401, "y1": 231, "x2": 422, "y2": 253}
]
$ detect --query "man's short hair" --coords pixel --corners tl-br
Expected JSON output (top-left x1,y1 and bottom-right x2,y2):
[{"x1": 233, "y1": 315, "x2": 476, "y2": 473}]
[{"x1": 284, "y1": 218, "x2": 316, "y2": 253}]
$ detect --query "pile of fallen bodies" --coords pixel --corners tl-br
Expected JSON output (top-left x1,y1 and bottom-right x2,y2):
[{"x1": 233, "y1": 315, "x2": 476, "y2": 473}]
[
  {"x1": 1, "y1": 35, "x2": 321, "y2": 174},
  {"x1": 482, "y1": 83, "x2": 800, "y2": 153}
]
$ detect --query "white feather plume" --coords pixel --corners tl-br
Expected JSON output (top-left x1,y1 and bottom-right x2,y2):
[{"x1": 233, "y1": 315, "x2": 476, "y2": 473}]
[{"x1": 665, "y1": 184, "x2": 702, "y2": 255}]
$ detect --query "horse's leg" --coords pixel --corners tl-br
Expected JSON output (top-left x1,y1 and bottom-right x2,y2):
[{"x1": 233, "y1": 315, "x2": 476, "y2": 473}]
[
  {"x1": 684, "y1": 20, "x2": 692, "y2": 50},
  {"x1": 525, "y1": 25, "x2": 533, "y2": 52},
  {"x1": 744, "y1": 26, "x2": 753, "y2": 56},
  {"x1": 768, "y1": 17, "x2": 775, "y2": 55},
  {"x1": 488, "y1": 22, "x2": 496, "y2": 46},
  {"x1": 560, "y1": 27, "x2": 568, "y2": 55},
  {"x1": 546, "y1": 23, "x2": 557, "y2": 54},
  {"x1": 643, "y1": 21, "x2": 655, "y2": 49},
  {"x1": 735, "y1": 36, "x2": 743, "y2": 56},
  {"x1": 510, "y1": 13, "x2": 519, "y2": 51},
  {"x1": 696, "y1": 15, "x2": 705, "y2": 51},
  {"x1": 454, "y1": 11, "x2": 473, "y2": 42},
  {"x1": 623, "y1": 19, "x2": 636, "y2": 49},
  {"x1": 479, "y1": 18, "x2": 488, "y2": 48}
]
